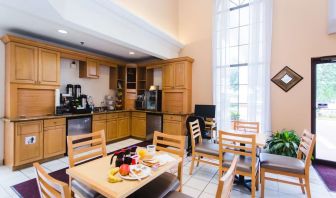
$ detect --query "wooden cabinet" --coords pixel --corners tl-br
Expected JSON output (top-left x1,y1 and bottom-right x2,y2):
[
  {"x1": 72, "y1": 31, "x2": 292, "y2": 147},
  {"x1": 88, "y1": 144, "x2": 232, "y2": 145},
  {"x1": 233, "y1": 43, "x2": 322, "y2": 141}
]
[
  {"x1": 162, "y1": 90, "x2": 191, "y2": 114},
  {"x1": 8, "y1": 43, "x2": 60, "y2": 85},
  {"x1": 117, "y1": 113, "x2": 130, "y2": 138},
  {"x1": 79, "y1": 58, "x2": 100, "y2": 79},
  {"x1": 9, "y1": 43, "x2": 38, "y2": 84},
  {"x1": 163, "y1": 114, "x2": 187, "y2": 136},
  {"x1": 38, "y1": 48, "x2": 60, "y2": 85},
  {"x1": 93, "y1": 114, "x2": 107, "y2": 133},
  {"x1": 131, "y1": 112, "x2": 146, "y2": 138},
  {"x1": 162, "y1": 63, "x2": 174, "y2": 89},
  {"x1": 107, "y1": 119, "x2": 118, "y2": 141},
  {"x1": 43, "y1": 118, "x2": 66, "y2": 158},
  {"x1": 14, "y1": 121, "x2": 43, "y2": 166}
]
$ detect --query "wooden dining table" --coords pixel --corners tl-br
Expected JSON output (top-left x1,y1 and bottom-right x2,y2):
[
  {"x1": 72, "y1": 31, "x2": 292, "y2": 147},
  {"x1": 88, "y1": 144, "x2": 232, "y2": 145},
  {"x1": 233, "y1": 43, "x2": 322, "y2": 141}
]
[{"x1": 66, "y1": 151, "x2": 181, "y2": 198}]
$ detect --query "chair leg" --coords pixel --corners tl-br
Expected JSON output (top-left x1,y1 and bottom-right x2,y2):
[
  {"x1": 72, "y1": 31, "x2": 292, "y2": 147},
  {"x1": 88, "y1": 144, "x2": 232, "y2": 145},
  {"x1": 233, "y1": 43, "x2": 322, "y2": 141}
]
[
  {"x1": 256, "y1": 169, "x2": 259, "y2": 191},
  {"x1": 260, "y1": 169, "x2": 265, "y2": 198},
  {"x1": 189, "y1": 155, "x2": 195, "y2": 175},
  {"x1": 196, "y1": 156, "x2": 201, "y2": 167},
  {"x1": 251, "y1": 177, "x2": 256, "y2": 198},
  {"x1": 305, "y1": 175, "x2": 311, "y2": 198},
  {"x1": 299, "y1": 178, "x2": 305, "y2": 194}
]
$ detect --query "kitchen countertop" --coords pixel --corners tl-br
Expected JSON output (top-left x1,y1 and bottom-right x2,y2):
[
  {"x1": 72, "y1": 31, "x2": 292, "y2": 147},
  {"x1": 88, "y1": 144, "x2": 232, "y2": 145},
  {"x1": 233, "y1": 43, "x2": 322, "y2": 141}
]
[{"x1": 4, "y1": 110, "x2": 191, "y2": 122}]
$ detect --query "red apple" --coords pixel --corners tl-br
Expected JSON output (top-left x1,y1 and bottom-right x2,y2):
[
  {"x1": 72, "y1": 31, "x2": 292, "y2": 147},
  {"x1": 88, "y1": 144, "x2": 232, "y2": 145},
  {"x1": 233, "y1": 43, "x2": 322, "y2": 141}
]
[{"x1": 119, "y1": 164, "x2": 130, "y2": 176}]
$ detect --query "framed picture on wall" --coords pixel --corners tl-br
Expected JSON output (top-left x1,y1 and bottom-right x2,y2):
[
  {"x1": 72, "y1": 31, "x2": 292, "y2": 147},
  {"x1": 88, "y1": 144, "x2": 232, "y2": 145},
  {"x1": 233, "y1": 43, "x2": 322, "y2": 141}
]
[{"x1": 271, "y1": 66, "x2": 303, "y2": 92}]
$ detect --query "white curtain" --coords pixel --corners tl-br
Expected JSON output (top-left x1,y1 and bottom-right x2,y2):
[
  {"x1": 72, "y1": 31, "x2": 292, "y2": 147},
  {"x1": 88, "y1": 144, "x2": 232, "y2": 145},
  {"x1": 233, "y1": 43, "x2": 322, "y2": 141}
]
[{"x1": 213, "y1": 0, "x2": 273, "y2": 132}]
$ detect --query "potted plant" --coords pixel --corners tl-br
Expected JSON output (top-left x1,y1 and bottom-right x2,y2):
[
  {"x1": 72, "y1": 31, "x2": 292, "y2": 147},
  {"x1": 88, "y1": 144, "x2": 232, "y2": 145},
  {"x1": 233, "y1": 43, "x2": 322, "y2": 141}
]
[{"x1": 265, "y1": 129, "x2": 300, "y2": 157}]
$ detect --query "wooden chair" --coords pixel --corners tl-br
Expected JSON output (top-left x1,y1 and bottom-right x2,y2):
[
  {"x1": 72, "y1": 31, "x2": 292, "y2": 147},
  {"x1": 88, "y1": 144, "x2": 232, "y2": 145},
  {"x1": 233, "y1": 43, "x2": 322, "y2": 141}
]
[
  {"x1": 260, "y1": 130, "x2": 316, "y2": 198},
  {"x1": 233, "y1": 121, "x2": 260, "y2": 133},
  {"x1": 164, "y1": 155, "x2": 239, "y2": 198},
  {"x1": 189, "y1": 119, "x2": 219, "y2": 175},
  {"x1": 34, "y1": 162, "x2": 70, "y2": 198},
  {"x1": 216, "y1": 155, "x2": 239, "y2": 198},
  {"x1": 67, "y1": 130, "x2": 107, "y2": 198},
  {"x1": 129, "y1": 131, "x2": 185, "y2": 197},
  {"x1": 218, "y1": 130, "x2": 259, "y2": 198}
]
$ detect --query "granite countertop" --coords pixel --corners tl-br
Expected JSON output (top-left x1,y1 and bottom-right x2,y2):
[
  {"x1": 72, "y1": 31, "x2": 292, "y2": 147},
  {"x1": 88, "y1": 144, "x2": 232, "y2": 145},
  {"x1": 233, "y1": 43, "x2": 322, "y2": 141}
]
[{"x1": 4, "y1": 110, "x2": 191, "y2": 122}]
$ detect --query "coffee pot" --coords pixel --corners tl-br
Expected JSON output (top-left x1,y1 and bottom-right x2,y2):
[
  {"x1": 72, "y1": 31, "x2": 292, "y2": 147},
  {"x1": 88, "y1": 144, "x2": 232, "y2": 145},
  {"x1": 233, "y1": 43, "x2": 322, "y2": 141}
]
[{"x1": 110, "y1": 151, "x2": 125, "y2": 167}]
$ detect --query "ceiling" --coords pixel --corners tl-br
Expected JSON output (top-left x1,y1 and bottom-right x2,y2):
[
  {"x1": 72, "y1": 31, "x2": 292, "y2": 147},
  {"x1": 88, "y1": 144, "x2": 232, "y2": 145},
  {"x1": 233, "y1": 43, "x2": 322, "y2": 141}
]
[{"x1": 0, "y1": 1, "x2": 156, "y2": 61}]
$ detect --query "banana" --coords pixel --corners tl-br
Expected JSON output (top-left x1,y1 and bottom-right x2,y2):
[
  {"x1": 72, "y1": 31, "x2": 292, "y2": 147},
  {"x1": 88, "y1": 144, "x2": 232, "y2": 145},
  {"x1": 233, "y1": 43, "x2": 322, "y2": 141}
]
[
  {"x1": 107, "y1": 167, "x2": 122, "y2": 183},
  {"x1": 108, "y1": 175, "x2": 123, "y2": 183}
]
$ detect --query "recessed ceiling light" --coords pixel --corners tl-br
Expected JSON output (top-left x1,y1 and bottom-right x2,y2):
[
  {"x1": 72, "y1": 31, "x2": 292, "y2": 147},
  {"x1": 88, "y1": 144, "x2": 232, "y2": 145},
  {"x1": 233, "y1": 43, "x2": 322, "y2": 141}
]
[
  {"x1": 129, "y1": 51, "x2": 135, "y2": 55},
  {"x1": 57, "y1": 29, "x2": 68, "y2": 34}
]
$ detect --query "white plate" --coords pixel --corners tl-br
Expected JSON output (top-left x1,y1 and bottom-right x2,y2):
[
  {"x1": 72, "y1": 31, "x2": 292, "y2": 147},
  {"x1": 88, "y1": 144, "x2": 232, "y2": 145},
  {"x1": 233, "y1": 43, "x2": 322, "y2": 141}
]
[{"x1": 118, "y1": 165, "x2": 151, "y2": 180}]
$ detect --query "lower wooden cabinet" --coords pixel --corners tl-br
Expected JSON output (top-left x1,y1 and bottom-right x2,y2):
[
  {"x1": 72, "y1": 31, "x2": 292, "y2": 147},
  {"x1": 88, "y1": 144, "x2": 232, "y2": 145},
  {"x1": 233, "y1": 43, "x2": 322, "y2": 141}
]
[
  {"x1": 117, "y1": 113, "x2": 130, "y2": 138},
  {"x1": 92, "y1": 120, "x2": 107, "y2": 133},
  {"x1": 163, "y1": 115, "x2": 187, "y2": 136},
  {"x1": 44, "y1": 125, "x2": 66, "y2": 158},
  {"x1": 14, "y1": 121, "x2": 43, "y2": 166},
  {"x1": 106, "y1": 119, "x2": 118, "y2": 141},
  {"x1": 131, "y1": 112, "x2": 146, "y2": 138}
]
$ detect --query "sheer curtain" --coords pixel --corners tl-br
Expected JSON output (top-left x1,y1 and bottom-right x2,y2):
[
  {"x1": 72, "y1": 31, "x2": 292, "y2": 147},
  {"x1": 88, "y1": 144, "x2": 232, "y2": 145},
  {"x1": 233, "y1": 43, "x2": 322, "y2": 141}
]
[{"x1": 213, "y1": 0, "x2": 273, "y2": 132}]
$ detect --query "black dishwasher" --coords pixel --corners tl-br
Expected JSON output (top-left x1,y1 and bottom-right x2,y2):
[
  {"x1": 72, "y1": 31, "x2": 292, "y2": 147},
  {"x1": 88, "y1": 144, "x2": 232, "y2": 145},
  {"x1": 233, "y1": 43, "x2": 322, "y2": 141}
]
[{"x1": 146, "y1": 113, "x2": 163, "y2": 140}]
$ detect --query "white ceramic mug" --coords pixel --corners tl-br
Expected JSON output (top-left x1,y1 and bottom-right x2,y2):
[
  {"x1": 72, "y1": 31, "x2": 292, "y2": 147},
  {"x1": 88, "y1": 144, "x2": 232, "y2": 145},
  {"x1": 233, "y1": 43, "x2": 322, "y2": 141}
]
[{"x1": 146, "y1": 145, "x2": 156, "y2": 155}]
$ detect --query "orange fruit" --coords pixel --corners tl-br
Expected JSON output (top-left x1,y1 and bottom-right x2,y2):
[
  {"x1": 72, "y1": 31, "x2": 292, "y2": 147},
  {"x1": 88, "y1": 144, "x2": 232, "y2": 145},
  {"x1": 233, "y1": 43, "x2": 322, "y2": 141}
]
[{"x1": 138, "y1": 149, "x2": 147, "y2": 159}]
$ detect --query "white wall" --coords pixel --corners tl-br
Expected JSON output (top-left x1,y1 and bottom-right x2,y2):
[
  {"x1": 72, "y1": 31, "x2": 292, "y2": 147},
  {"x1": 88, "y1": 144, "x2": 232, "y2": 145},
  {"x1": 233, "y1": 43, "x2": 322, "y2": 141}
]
[
  {"x1": 0, "y1": 42, "x2": 5, "y2": 164},
  {"x1": 60, "y1": 59, "x2": 114, "y2": 106}
]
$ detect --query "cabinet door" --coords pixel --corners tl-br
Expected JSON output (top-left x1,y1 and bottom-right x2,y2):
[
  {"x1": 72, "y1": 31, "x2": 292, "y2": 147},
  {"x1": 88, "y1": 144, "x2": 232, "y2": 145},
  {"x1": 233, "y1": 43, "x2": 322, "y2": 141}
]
[
  {"x1": 107, "y1": 119, "x2": 118, "y2": 141},
  {"x1": 38, "y1": 48, "x2": 60, "y2": 85},
  {"x1": 131, "y1": 117, "x2": 146, "y2": 138},
  {"x1": 10, "y1": 43, "x2": 38, "y2": 84},
  {"x1": 44, "y1": 125, "x2": 65, "y2": 158},
  {"x1": 92, "y1": 120, "x2": 107, "y2": 133},
  {"x1": 118, "y1": 117, "x2": 130, "y2": 138},
  {"x1": 163, "y1": 120, "x2": 182, "y2": 136},
  {"x1": 87, "y1": 59, "x2": 99, "y2": 78},
  {"x1": 162, "y1": 64, "x2": 174, "y2": 89},
  {"x1": 174, "y1": 62, "x2": 186, "y2": 88},
  {"x1": 15, "y1": 121, "x2": 43, "y2": 166}
]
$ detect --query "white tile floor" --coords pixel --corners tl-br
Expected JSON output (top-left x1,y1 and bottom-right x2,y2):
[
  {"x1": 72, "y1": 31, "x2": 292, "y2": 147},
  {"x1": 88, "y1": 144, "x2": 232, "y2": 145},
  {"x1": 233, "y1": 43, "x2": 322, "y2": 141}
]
[{"x1": 0, "y1": 138, "x2": 335, "y2": 198}]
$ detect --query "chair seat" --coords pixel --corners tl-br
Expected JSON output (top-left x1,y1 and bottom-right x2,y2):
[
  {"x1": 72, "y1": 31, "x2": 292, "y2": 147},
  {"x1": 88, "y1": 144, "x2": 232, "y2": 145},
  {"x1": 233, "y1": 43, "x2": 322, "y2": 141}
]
[
  {"x1": 72, "y1": 180, "x2": 103, "y2": 198},
  {"x1": 222, "y1": 153, "x2": 259, "y2": 173},
  {"x1": 128, "y1": 172, "x2": 180, "y2": 198},
  {"x1": 195, "y1": 141, "x2": 219, "y2": 156},
  {"x1": 164, "y1": 191, "x2": 193, "y2": 198},
  {"x1": 260, "y1": 153, "x2": 305, "y2": 174}
]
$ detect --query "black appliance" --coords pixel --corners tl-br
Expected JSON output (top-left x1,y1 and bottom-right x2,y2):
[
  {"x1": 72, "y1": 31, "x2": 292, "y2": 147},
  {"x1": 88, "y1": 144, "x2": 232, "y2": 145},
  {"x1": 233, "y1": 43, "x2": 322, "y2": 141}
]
[
  {"x1": 66, "y1": 115, "x2": 92, "y2": 154},
  {"x1": 66, "y1": 84, "x2": 74, "y2": 96},
  {"x1": 135, "y1": 94, "x2": 146, "y2": 110},
  {"x1": 145, "y1": 87, "x2": 162, "y2": 111},
  {"x1": 74, "y1": 85, "x2": 81, "y2": 98},
  {"x1": 146, "y1": 113, "x2": 162, "y2": 140},
  {"x1": 194, "y1": 105, "x2": 216, "y2": 118}
]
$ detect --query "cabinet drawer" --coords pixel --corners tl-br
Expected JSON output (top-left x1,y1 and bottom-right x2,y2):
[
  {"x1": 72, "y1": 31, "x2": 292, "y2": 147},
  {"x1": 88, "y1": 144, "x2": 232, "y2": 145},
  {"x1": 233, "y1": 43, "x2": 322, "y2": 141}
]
[
  {"x1": 106, "y1": 113, "x2": 118, "y2": 119},
  {"x1": 16, "y1": 121, "x2": 43, "y2": 135},
  {"x1": 163, "y1": 115, "x2": 182, "y2": 122},
  {"x1": 93, "y1": 114, "x2": 107, "y2": 121},
  {"x1": 132, "y1": 112, "x2": 146, "y2": 118},
  {"x1": 118, "y1": 112, "x2": 129, "y2": 118},
  {"x1": 44, "y1": 118, "x2": 65, "y2": 127}
]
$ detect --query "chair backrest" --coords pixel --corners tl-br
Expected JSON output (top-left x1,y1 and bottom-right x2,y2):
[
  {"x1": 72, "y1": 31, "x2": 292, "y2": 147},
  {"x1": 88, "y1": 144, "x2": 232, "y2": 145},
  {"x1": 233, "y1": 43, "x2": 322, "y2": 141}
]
[
  {"x1": 189, "y1": 119, "x2": 203, "y2": 149},
  {"x1": 233, "y1": 121, "x2": 260, "y2": 133},
  {"x1": 218, "y1": 130, "x2": 256, "y2": 174},
  {"x1": 297, "y1": 129, "x2": 316, "y2": 169},
  {"x1": 215, "y1": 155, "x2": 239, "y2": 198},
  {"x1": 153, "y1": 131, "x2": 185, "y2": 158},
  {"x1": 34, "y1": 163, "x2": 70, "y2": 198},
  {"x1": 67, "y1": 130, "x2": 107, "y2": 168}
]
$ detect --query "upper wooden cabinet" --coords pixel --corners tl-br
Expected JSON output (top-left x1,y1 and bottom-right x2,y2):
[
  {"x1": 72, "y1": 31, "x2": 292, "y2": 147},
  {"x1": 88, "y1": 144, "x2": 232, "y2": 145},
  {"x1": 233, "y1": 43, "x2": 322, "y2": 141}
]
[
  {"x1": 9, "y1": 43, "x2": 38, "y2": 84},
  {"x1": 38, "y1": 48, "x2": 60, "y2": 85},
  {"x1": 79, "y1": 58, "x2": 100, "y2": 79},
  {"x1": 8, "y1": 43, "x2": 60, "y2": 85},
  {"x1": 162, "y1": 63, "x2": 174, "y2": 89},
  {"x1": 162, "y1": 61, "x2": 192, "y2": 90}
]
